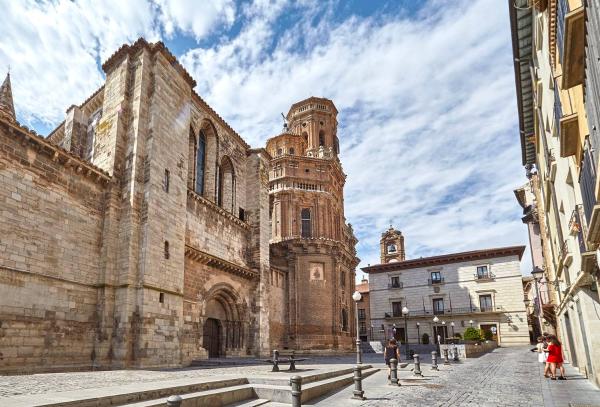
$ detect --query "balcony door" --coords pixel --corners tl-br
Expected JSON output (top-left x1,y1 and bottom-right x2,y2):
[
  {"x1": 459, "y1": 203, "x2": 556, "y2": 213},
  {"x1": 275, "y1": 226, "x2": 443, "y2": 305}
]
[{"x1": 433, "y1": 298, "x2": 444, "y2": 315}]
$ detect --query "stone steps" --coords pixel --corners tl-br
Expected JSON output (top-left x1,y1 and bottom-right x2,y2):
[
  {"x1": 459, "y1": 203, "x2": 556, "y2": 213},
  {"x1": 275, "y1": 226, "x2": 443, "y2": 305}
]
[{"x1": 228, "y1": 399, "x2": 270, "y2": 406}]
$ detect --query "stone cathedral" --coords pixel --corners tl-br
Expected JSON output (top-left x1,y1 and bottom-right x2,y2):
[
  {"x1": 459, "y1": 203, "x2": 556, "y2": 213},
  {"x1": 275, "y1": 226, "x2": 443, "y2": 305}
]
[{"x1": 0, "y1": 38, "x2": 359, "y2": 372}]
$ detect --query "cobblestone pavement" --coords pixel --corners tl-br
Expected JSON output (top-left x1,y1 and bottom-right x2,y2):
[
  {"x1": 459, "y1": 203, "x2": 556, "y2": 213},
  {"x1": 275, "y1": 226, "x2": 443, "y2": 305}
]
[{"x1": 306, "y1": 347, "x2": 600, "y2": 407}]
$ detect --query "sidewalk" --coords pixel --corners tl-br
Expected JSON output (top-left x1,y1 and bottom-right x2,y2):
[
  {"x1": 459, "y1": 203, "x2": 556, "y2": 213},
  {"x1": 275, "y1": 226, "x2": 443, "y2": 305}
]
[{"x1": 539, "y1": 361, "x2": 600, "y2": 407}]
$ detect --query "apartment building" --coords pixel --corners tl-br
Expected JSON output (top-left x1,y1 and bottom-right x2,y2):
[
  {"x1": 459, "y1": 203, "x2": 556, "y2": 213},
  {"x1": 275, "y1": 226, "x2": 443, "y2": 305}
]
[
  {"x1": 362, "y1": 228, "x2": 529, "y2": 346},
  {"x1": 510, "y1": 0, "x2": 600, "y2": 386}
]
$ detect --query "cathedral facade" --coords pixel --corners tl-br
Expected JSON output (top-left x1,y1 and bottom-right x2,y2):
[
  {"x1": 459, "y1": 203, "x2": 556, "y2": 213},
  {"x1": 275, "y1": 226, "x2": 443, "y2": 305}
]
[{"x1": 0, "y1": 38, "x2": 359, "y2": 372}]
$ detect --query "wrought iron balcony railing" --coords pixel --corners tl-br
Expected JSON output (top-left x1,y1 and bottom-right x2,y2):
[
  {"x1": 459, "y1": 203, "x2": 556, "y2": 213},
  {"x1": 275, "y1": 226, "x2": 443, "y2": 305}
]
[
  {"x1": 474, "y1": 272, "x2": 496, "y2": 280},
  {"x1": 383, "y1": 306, "x2": 505, "y2": 319},
  {"x1": 388, "y1": 282, "x2": 404, "y2": 289},
  {"x1": 428, "y1": 278, "x2": 445, "y2": 285}
]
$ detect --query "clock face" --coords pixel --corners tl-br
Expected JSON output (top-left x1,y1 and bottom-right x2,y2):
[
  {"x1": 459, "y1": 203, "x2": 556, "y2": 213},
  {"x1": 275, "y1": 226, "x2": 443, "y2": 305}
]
[{"x1": 310, "y1": 262, "x2": 324, "y2": 280}]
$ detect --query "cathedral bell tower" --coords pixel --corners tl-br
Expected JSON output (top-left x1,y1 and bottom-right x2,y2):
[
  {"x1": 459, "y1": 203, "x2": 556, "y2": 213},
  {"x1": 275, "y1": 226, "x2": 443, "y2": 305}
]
[
  {"x1": 266, "y1": 97, "x2": 359, "y2": 352},
  {"x1": 380, "y1": 226, "x2": 405, "y2": 263}
]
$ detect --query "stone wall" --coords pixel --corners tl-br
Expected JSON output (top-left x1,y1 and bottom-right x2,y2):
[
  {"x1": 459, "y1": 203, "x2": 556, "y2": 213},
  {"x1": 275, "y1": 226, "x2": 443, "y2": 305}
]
[{"x1": 0, "y1": 121, "x2": 109, "y2": 372}]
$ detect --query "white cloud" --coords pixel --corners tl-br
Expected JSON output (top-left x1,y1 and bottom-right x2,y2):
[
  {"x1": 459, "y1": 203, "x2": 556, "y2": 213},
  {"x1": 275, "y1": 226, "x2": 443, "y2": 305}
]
[
  {"x1": 180, "y1": 0, "x2": 531, "y2": 274},
  {"x1": 154, "y1": 0, "x2": 236, "y2": 41},
  {"x1": 0, "y1": 0, "x2": 531, "y2": 275}
]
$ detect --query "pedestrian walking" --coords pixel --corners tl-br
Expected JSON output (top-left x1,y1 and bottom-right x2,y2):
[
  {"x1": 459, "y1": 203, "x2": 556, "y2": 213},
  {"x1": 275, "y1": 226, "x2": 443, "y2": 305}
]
[
  {"x1": 542, "y1": 333, "x2": 551, "y2": 378},
  {"x1": 547, "y1": 335, "x2": 567, "y2": 380},
  {"x1": 535, "y1": 336, "x2": 547, "y2": 364},
  {"x1": 384, "y1": 338, "x2": 401, "y2": 383}
]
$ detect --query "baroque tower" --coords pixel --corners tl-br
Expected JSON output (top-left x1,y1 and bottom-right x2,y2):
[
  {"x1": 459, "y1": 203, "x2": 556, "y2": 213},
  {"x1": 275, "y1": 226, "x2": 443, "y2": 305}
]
[
  {"x1": 380, "y1": 226, "x2": 405, "y2": 263},
  {"x1": 266, "y1": 97, "x2": 359, "y2": 352}
]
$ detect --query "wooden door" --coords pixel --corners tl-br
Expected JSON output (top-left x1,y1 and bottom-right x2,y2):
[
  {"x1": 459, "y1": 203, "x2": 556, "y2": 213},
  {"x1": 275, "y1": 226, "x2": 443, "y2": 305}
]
[{"x1": 203, "y1": 318, "x2": 221, "y2": 358}]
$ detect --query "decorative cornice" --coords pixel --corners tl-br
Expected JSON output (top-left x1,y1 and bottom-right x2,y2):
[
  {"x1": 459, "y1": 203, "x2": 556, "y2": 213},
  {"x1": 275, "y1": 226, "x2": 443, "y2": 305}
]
[
  {"x1": 0, "y1": 118, "x2": 112, "y2": 184},
  {"x1": 187, "y1": 189, "x2": 250, "y2": 230},
  {"x1": 184, "y1": 245, "x2": 258, "y2": 280},
  {"x1": 102, "y1": 38, "x2": 196, "y2": 88},
  {"x1": 362, "y1": 246, "x2": 526, "y2": 274}
]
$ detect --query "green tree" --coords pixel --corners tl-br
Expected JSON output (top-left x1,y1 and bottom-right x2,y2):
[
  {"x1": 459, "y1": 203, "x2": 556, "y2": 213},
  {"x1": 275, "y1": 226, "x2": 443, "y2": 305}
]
[{"x1": 463, "y1": 327, "x2": 482, "y2": 341}]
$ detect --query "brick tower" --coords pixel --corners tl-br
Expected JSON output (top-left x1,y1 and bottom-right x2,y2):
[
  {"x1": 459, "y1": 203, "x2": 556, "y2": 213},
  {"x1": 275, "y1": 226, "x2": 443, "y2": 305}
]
[
  {"x1": 380, "y1": 226, "x2": 405, "y2": 263},
  {"x1": 266, "y1": 97, "x2": 359, "y2": 352}
]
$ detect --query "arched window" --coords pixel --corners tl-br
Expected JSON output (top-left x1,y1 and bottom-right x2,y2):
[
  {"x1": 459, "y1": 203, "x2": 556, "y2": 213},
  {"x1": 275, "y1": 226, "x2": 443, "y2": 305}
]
[
  {"x1": 195, "y1": 130, "x2": 206, "y2": 194},
  {"x1": 301, "y1": 208, "x2": 311, "y2": 238},
  {"x1": 289, "y1": 147, "x2": 295, "y2": 155},
  {"x1": 277, "y1": 148, "x2": 282, "y2": 156},
  {"x1": 218, "y1": 156, "x2": 235, "y2": 213},
  {"x1": 341, "y1": 309, "x2": 348, "y2": 332},
  {"x1": 302, "y1": 132, "x2": 308, "y2": 145},
  {"x1": 319, "y1": 130, "x2": 325, "y2": 147},
  {"x1": 387, "y1": 243, "x2": 397, "y2": 253}
]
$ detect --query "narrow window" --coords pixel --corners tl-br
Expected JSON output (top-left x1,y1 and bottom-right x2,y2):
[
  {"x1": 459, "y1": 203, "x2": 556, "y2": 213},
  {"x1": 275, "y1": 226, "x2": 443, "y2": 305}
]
[
  {"x1": 164, "y1": 241, "x2": 170, "y2": 259},
  {"x1": 301, "y1": 208, "x2": 312, "y2": 238},
  {"x1": 195, "y1": 131, "x2": 206, "y2": 194},
  {"x1": 289, "y1": 147, "x2": 295, "y2": 155},
  {"x1": 340, "y1": 271, "x2": 345, "y2": 287},
  {"x1": 159, "y1": 292, "x2": 165, "y2": 303},
  {"x1": 239, "y1": 207, "x2": 245, "y2": 221},
  {"x1": 390, "y1": 276, "x2": 400, "y2": 288},
  {"x1": 433, "y1": 298, "x2": 444, "y2": 314},
  {"x1": 164, "y1": 169, "x2": 170, "y2": 193},
  {"x1": 341, "y1": 309, "x2": 348, "y2": 331},
  {"x1": 392, "y1": 301, "x2": 402, "y2": 317},
  {"x1": 479, "y1": 294, "x2": 493, "y2": 311},
  {"x1": 319, "y1": 130, "x2": 325, "y2": 146}
]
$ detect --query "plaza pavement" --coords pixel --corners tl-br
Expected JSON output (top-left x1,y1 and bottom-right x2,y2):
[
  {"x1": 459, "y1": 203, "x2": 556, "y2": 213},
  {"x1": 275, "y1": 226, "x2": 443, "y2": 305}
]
[{"x1": 0, "y1": 347, "x2": 598, "y2": 406}]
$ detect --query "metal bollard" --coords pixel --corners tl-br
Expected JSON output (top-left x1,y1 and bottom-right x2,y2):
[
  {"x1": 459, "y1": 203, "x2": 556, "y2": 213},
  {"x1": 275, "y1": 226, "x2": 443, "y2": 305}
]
[
  {"x1": 413, "y1": 354, "x2": 422, "y2": 376},
  {"x1": 443, "y1": 348, "x2": 450, "y2": 365},
  {"x1": 272, "y1": 349, "x2": 280, "y2": 372},
  {"x1": 389, "y1": 358, "x2": 400, "y2": 386},
  {"x1": 431, "y1": 351, "x2": 439, "y2": 370},
  {"x1": 166, "y1": 395, "x2": 182, "y2": 407},
  {"x1": 453, "y1": 346, "x2": 459, "y2": 361},
  {"x1": 351, "y1": 365, "x2": 366, "y2": 400},
  {"x1": 290, "y1": 375, "x2": 302, "y2": 407}
]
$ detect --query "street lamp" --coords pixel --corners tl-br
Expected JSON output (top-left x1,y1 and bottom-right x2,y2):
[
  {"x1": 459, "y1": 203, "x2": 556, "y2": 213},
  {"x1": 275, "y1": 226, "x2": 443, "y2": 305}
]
[
  {"x1": 469, "y1": 319, "x2": 474, "y2": 328},
  {"x1": 402, "y1": 306, "x2": 409, "y2": 359},
  {"x1": 531, "y1": 266, "x2": 545, "y2": 336},
  {"x1": 450, "y1": 321, "x2": 455, "y2": 338},
  {"x1": 352, "y1": 291, "x2": 362, "y2": 364},
  {"x1": 433, "y1": 316, "x2": 440, "y2": 345},
  {"x1": 416, "y1": 322, "x2": 421, "y2": 344}
]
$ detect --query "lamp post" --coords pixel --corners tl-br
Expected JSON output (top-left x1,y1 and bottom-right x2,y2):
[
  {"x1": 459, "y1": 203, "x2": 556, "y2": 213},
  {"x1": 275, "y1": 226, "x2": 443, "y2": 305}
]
[
  {"x1": 450, "y1": 321, "x2": 455, "y2": 339},
  {"x1": 402, "y1": 306, "x2": 409, "y2": 359},
  {"x1": 352, "y1": 291, "x2": 362, "y2": 364},
  {"x1": 469, "y1": 319, "x2": 474, "y2": 328},
  {"x1": 370, "y1": 324, "x2": 374, "y2": 341},
  {"x1": 441, "y1": 321, "x2": 446, "y2": 344},
  {"x1": 433, "y1": 316, "x2": 440, "y2": 345},
  {"x1": 531, "y1": 266, "x2": 545, "y2": 336},
  {"x1": 416, "y1": 322, "x2": 421, "y2": 344}
]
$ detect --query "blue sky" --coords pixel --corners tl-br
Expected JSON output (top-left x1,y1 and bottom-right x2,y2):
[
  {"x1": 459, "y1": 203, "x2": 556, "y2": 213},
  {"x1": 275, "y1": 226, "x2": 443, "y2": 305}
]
[{"x1": 0, "y1": 0, "x2": 531, "y2": 277}]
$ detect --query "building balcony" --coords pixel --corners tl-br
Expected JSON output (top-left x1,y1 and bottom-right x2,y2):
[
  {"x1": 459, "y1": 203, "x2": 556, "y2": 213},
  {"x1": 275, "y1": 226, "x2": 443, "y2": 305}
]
[
  {"x1": 557, "y1": 0, "x2": 585, "y2": 89},
  {"x1": 382, "y1": 306, "x2": 504, "y2": 319},
  {"x1": 558, "y1": 239, "x2": 573, "y2": 268},
  {"x1": 428, "y1": 278, "x2": 445, "y2": 285},
  {"x1": 388, "y1": 282, "x2": 404, "y2": 289},
  {"x1": 474, "y1": 272, "x2": 496, "y2": 281}
]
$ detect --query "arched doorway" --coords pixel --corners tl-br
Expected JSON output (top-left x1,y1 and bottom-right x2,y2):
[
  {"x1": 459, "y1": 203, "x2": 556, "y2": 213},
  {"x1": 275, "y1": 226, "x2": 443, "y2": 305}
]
[
  {"x1": 203, "y1": 318, "x2": 221, "y2": 358},
  {"x1": 202, "y1": 284, "x2": 247, "y2": 358}
]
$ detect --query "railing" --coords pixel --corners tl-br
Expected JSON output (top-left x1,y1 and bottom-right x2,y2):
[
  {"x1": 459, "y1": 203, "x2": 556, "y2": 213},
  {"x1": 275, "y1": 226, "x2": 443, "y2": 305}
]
[
  {"x1": 559, "y1": 239, "x2": 570, "y2": 263},
  {"x1": 388, "y1": 282, "x2": 404, "y2": 289},
  {"x1": 557, "y1": 0, "x2": 569, "y2": 64},
  {"x1": 570, "y1": 205, "x2": 588, "y2": 253},
  {"x1": 383, "y1": 306, "x2": 505, "y2": 319},
  {"x1": 428, "y1": 278, "x2": 445, "y2": 285},
  {"x1": 579, "y1": 145, "x2": 597, "y2": 226},
  {"x1": 553, "y1": 85, "x2": 562, "y2": 138},
  {"x1": 474, "y1": 272, "x2": 496, "y2": 280}
]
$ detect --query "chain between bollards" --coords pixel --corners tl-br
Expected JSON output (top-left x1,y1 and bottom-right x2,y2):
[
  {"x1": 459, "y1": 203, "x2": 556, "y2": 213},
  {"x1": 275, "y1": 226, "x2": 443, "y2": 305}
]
[
  {"x1": 412, "y1": 354, "x2": 422, "y2": 376},
  {"x1": 389, "y1": 358, "x2": 400, "y2": 386},
  {"x1": 431, "y1": 351, "x2": 439, "y2": 370},
  {"x1": 443, "y1": 348, "x2": 450, "y2": 365},
  {"x1": 290, "y1": 375, "x2": 302, "y2": 407},
  {"x1": 166, "y1": 395, "x2": 182, "y2": 407},
  {"x1": 351, "y1": 365, "x2": 366, "y2": 400}
]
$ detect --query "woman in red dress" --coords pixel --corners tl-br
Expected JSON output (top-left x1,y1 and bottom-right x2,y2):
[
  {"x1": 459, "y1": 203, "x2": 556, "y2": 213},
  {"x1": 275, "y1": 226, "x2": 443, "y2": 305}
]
[{"x1": 546, "y1": 335, "x2": 566, "y2": 380}]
